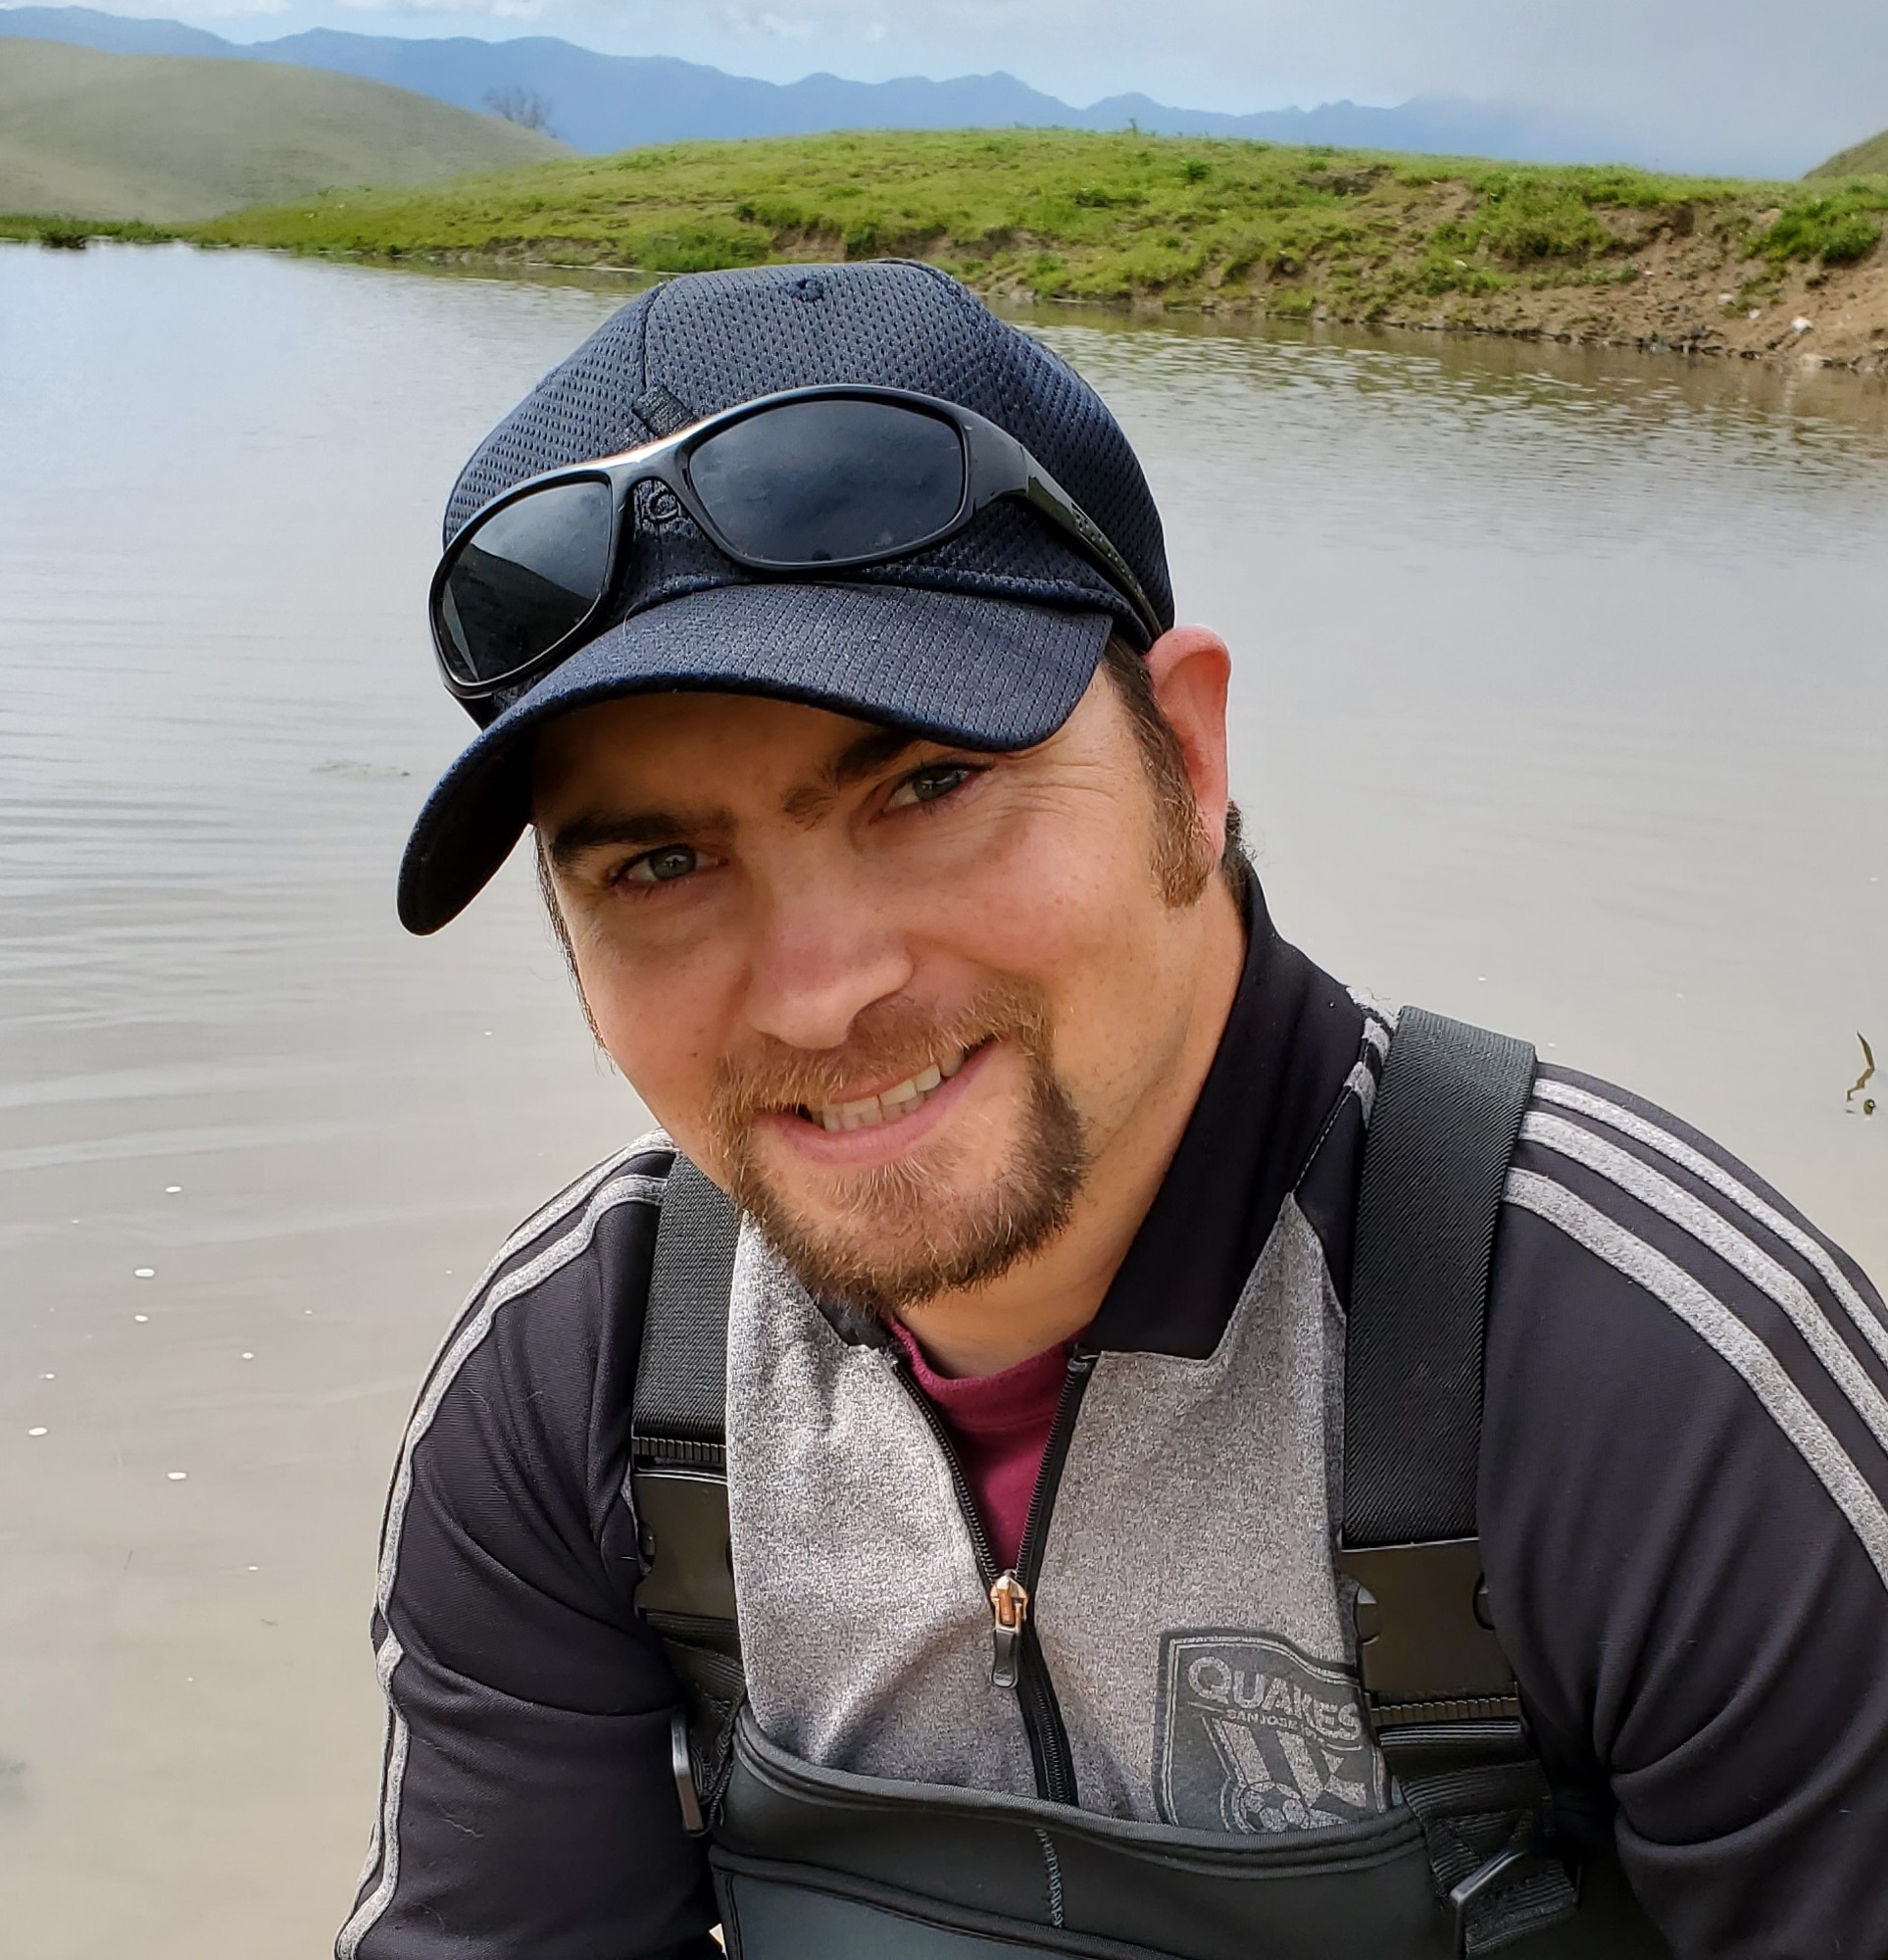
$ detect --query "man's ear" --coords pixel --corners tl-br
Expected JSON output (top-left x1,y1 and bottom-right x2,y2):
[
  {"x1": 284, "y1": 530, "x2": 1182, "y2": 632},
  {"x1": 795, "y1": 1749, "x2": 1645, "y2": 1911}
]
[{"x1": 1144, "y1": 625, "x2": 1233, "y2": 852}]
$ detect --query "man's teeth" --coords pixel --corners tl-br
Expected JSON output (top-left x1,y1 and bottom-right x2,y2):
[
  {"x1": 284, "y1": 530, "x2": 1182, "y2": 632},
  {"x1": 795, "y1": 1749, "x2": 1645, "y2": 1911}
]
[{"x1": 816, "y1": 1058, "x2": 957, "y2": 1132}]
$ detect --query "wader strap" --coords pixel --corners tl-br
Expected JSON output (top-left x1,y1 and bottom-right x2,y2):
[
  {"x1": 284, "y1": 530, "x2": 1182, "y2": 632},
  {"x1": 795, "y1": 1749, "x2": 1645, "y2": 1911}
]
[
  {"x1": 630, "y1": 1154, "x2": 745, "y2": 1834},
  {"x1": 1339, "y1": 1008, "x2": 1578, "y2": 1955},
  {"x1": 634, "y1": 1155, "x2": 739, "y2": 1463}
]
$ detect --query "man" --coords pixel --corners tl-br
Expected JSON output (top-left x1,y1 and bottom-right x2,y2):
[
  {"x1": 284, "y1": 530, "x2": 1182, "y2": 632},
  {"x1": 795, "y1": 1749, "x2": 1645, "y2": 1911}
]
[{"x1": 341, "y1": 262, "x2": 1888, "y2": 1960}]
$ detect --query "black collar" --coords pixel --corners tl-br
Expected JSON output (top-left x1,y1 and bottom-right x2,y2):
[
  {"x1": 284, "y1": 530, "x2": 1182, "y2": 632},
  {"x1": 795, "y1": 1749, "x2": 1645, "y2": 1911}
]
[{"x1": 1085, "y1": 873, "x2": 1366, "y2": 1358}]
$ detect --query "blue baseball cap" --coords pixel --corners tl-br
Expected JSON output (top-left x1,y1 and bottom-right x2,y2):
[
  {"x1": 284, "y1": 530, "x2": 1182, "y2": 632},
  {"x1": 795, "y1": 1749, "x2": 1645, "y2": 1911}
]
[{"x1": 397, "y1": 261, "x2": 1174, "y2": 934}]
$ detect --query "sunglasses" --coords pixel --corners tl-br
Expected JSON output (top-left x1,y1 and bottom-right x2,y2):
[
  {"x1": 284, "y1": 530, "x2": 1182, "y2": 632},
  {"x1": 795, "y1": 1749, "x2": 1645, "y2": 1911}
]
[{"x1": 429, "y1": 383, "x2": 1164, "y2": 703}]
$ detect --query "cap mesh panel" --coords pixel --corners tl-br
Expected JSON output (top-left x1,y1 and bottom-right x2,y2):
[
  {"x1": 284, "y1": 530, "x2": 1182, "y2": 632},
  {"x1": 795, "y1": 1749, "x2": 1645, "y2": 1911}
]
[{"x1": 442, "y1": 262, "x2": 1172, "y2": 635}]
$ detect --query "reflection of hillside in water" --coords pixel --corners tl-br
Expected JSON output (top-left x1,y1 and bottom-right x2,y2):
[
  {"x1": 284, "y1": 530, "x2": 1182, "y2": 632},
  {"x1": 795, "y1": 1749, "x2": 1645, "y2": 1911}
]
[{"x1": 1024, "y1": 307, "x2": 1888, "y2": 564}]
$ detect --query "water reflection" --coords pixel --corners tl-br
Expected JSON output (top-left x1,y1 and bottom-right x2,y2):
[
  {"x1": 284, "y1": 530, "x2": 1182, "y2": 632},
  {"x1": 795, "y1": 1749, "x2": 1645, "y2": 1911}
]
[
  {"x1": 1031, "y1": 314, "x2": 1888, "y2": 559},
  {"x1": 1, "y1": 241, "x2": 1882, "y2": 1959}
]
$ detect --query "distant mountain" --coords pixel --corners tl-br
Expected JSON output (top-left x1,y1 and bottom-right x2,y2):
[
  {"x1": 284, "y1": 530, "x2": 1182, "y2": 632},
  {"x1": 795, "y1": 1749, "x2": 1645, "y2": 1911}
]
[
  {"x1": 0, "y1": 35, "x2": 568, "y2": 221},
  {"x1": 0, "y1": 4, "x2": 1684, "y2": 168},
  {"x1": 0, "y1": 3, "x2": 227, "y2": 56},
  {"x1": 254, "y1": 32, "x2": 1086, "y2": 153},
  {"x1": 1810, "y1": 126, "x2": 1888, "y2": 176}
]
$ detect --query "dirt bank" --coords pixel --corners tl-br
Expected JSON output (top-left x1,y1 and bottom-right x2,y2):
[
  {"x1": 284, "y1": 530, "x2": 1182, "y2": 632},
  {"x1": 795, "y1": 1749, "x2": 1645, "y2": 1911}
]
[{"x1": 1221, "y1": 191, "x2": 1888, "y2": 372}]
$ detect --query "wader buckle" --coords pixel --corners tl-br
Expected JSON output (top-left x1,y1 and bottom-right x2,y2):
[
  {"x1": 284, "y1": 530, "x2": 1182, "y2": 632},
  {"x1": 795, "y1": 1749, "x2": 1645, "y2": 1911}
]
[
  {"x1": 1448, "y1": 1844, "x2": 1581, "y2": 1958},
  {"x1": 670, "y1": 1707, "x2": 706, "y2": 1837},
  {"x1": 1337, "y1": 1537, "x2": 1515, "y2": 1709}
]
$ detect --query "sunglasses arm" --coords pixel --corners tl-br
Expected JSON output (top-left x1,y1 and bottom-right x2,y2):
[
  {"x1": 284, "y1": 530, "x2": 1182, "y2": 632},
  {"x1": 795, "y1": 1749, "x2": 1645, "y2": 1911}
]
[
  {"x1": 964, "y1": 421, "x2": 1163, "y2": 646},
  {"x1": 1023, "y1": 477, "x2": 1165, "y2": 649}
]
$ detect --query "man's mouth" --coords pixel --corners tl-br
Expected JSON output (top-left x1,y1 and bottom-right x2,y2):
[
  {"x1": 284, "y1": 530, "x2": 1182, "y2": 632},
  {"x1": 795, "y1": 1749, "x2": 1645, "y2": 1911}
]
[{"x1": 797, "y1": 1046, "x2": 973, "y2": 1133}]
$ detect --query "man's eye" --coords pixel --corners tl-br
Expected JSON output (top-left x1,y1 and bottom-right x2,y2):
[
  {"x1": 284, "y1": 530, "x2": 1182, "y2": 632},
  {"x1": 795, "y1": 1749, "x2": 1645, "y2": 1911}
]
[
  {"x1": 622, "y1": 844, "x2": 700, "y2": 885},
  {"x1": 887, "y1": 764, "x2": 974, "y2": 811}
]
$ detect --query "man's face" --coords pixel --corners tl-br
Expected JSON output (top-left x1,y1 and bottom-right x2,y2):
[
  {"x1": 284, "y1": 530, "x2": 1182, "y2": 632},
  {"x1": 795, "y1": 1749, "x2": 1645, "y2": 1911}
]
[{"x1": 532, "y1": 658, "x2": 1225, "y2": 1317}]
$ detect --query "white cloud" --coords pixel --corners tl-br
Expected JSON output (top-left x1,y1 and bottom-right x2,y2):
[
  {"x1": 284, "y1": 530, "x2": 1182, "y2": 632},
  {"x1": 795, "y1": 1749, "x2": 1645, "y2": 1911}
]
[{"x1": 715, "y1": 5, "x2": 819, "y2": 36}]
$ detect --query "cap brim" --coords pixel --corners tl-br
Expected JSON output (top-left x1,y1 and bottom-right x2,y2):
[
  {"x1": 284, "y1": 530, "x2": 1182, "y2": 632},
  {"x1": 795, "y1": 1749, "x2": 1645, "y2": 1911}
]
[{"x1": 397, "y1": 581, "x2": 1112, "y2": 934}]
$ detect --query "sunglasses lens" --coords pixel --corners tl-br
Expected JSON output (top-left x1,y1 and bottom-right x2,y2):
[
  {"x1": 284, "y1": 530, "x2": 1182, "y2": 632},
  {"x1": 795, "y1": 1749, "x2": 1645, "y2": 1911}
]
[
  {"x1": 687, "y1": 398, "x2": 966, "y2": 566},
  {"x1": 438, "y1": 478, "x2": 614, "y2": 685}
]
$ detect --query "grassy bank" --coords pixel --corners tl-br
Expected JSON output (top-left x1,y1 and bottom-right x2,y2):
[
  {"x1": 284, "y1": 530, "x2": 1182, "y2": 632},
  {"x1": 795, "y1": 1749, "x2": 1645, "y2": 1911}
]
[
  {"x1": 0, "y1": 212, "x2": 174, "y2": 247},
  {"x1": 21, "y1": 128, "x2": 1888, "y2": 367}
]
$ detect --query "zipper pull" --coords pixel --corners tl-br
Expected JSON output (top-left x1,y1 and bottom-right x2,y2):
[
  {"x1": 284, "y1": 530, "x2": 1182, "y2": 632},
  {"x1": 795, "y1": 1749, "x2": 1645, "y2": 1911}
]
[{"x1": 989, "y1": 1570, "x2": 1029, "y2": 1688}]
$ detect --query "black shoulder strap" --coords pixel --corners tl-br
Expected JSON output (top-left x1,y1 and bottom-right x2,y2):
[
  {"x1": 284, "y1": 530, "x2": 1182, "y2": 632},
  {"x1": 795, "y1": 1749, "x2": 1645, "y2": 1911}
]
[
  {"x1": 630, "y1": 1154, "x2": 743, "y2": 1834},
  {"x1": 1339, "y1": 1007, "x2": 1578, "y2": 1956},
  {"x1": 634, "y1": 1153, "x2": 738, "y2": 1469},
  {"x1": 1344, "y1": 1007, "x2": 1532, "y2": 1545}
]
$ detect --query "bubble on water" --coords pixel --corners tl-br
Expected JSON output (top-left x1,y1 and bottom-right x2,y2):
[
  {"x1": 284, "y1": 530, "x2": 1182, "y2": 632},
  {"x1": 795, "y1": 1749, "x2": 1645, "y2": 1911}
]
[
  {"x1": 167, "y1": 1471, "x2": 187, "y2": 1482},
  {"x1": 133, "y1": 1268, "x2": 155, "y2": 1279},
  {"x1": 27, "y1": 1427, "x2": 47, "y2": 1438}
]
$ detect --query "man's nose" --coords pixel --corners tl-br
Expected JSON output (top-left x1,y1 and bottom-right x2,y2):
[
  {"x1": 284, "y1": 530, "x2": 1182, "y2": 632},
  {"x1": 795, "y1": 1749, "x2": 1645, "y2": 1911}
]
[{"x1": 741, "y1": 887, "x2": 914, "y2": 1052}]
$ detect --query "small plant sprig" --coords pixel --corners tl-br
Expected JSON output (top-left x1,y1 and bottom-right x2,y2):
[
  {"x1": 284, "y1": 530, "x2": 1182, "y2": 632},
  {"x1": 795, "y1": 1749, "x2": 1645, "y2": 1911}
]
[{"x1": 1846, "y1": 1032, "x2": 1876, "y2": 1117}]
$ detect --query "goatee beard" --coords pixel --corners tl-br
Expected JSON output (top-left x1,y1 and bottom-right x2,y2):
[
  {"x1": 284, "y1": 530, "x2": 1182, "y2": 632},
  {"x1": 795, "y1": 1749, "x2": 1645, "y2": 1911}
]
[{"x1": 708, "y1": 980, "x2": 1088, "y2": 1319}]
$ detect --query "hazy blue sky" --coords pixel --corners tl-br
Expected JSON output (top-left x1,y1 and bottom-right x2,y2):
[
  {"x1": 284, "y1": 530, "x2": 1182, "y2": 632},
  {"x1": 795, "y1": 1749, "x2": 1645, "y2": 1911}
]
[{"x1": 45, "y1": 0, "x2": 1888, "y2": 163}]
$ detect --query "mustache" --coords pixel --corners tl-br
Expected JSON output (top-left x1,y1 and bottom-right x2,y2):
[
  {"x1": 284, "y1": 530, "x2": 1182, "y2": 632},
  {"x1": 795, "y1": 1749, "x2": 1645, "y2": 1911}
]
[{"x1": 707, "y1": 979, "x2": 1053, "y2": 1131}]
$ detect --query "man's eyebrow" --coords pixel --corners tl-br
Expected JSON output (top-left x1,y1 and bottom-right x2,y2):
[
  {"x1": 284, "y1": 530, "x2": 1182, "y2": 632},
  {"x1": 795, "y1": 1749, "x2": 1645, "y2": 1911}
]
[
  {"x1": 824, "y1": 726, "x2": 925, "y2": 788},
  {"x1": 549, "y1": 731, "x2": 942, "y2": 860},
  {"x1": 545, "y1": 807, "x2": 726, "y2": 869},
  {"x1": 779, "y1": 727, "x2": 926, "y2": 828}
]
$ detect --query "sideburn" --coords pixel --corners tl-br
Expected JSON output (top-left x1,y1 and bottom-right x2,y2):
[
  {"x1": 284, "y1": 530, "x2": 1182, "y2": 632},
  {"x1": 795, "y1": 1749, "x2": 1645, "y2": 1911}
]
[{"x1": 1098, "y1": 632, "x2": 1243, "y2": 907}]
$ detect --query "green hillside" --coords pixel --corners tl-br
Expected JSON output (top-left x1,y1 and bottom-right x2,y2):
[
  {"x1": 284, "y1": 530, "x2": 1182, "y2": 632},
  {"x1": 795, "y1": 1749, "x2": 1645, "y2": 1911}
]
[
  {"x1": 0, "y1": 37, "x2": 570, "y2": 223},
  {"x1": 169, "y1": 127, "x2": 1888, "y2": 370},
  {"x1": 190, "y1": 126, "x2": 1882, "y2": 304},
  {"x1": 12, "y1": 123, "x2": 1886, "y2": 370},
  {"x1": 1811, "y1": 128, "x2": 1888, "y2": 178}
]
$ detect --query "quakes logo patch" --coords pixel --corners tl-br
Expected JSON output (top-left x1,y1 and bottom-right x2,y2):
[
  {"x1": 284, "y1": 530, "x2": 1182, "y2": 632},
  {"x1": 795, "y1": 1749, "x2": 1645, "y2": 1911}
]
[{"x1": 1153, "y1": 1630, "x2": 1385, "y2": 1834}]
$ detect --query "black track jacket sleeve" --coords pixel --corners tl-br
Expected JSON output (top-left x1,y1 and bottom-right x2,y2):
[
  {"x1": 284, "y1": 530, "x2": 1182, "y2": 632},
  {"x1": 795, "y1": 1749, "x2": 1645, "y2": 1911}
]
[
  {"x1": 1481, "y1": 1067, "x2": 1888, "y2": 1960},
  {"x1": 335, "y1": 1140, "x2": 716, "y2": 1960}
]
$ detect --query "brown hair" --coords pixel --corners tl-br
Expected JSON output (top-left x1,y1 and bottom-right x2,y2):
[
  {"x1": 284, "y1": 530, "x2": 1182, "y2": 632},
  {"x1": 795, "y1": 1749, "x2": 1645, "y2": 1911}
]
[{"x1": 1096, "y1": 630, "x2": 1246, "y2": 905}]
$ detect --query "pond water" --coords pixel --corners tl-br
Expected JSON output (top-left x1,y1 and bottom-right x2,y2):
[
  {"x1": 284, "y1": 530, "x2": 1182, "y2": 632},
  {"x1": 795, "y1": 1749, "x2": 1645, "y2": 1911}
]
[{"x1": 2, "y1": 241, "x2": 1883, "y2": 1958}]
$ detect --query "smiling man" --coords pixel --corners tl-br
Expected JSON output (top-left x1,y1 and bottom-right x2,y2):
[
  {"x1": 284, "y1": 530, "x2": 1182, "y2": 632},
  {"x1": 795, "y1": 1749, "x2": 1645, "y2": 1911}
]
[
  {"x1": 529, "y1": 658, "x2": 1240, "y2": 1374},
  {"x1": 343, "y1": 264, "x2": 1888, "y2": 1960}
]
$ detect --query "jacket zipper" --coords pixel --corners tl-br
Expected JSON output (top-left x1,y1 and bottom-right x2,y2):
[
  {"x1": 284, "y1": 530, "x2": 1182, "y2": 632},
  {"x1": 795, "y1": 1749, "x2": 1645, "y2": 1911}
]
[{"x1": 891, "y1": 1344, "x2": 1097, "y2": 1807}]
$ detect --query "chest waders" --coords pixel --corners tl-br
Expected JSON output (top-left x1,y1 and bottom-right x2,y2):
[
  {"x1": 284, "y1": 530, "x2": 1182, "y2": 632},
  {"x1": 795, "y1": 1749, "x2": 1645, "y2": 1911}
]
[{"x1": 629, "y1": 1012, "x2": 1671, "y2": 1959}]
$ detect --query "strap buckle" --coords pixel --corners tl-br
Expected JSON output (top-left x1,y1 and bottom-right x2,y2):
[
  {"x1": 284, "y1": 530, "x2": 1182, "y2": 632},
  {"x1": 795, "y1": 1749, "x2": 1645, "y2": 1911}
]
[
  {"x1": 630, "y1": 1462, "x2": 738, "y2": 1623},
  {"x1": 1338, "y1": 1536, "x2": 1515, "y2": 1708},
  {"x1": 1448, "y1": 1844, "x2": 1581, "y2": 1957},
  {"x1": 669, "y1": 1707, "x2": 707, "y2": 1836}
]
